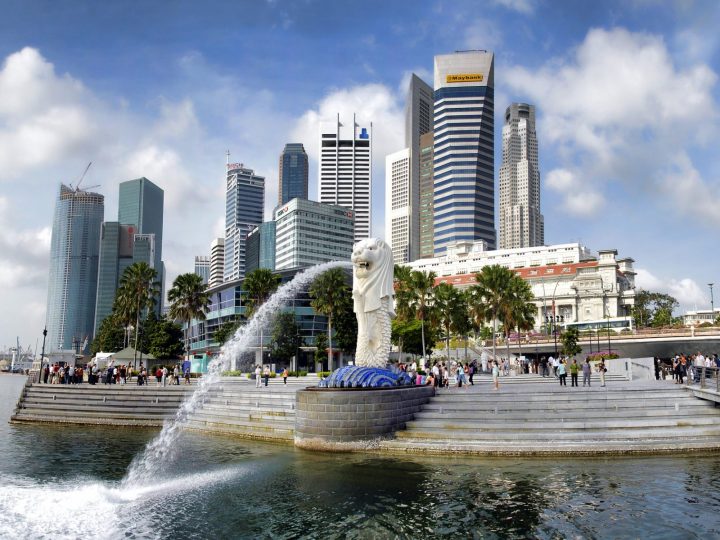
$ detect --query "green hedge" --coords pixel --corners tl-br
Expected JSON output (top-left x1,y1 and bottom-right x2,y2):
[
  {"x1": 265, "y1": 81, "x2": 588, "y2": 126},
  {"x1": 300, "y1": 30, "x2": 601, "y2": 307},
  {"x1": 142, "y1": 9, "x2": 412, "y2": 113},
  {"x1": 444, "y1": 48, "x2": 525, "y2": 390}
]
[{"x1": 317, "y1": 371, "x2": 332, "y2": 378}]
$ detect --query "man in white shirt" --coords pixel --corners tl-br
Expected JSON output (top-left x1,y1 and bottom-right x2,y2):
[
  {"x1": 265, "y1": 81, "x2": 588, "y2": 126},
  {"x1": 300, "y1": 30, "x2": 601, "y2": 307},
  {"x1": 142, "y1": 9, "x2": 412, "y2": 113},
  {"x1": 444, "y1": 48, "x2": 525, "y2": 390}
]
[{"x1": 255, "y1": 365, "x2": 262, "y2": 388}]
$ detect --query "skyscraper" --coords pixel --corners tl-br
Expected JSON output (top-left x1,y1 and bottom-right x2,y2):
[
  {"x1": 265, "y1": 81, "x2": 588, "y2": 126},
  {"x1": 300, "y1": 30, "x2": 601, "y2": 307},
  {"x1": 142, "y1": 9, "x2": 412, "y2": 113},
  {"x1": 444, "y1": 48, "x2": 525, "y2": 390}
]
[
  {"x1": 118, "y1": 177, "x2": 164, "y2": 273},
  {"x1": 278, "y1": 143, "x2": 309, "y2": 205},
  {"x1": 385, "y1": 148, "x2": 412, "y2": 264},
  {"x1": 433, "y1": 50, "x2": 496, "y2": 254},
  {"x1": 319, "y1": 114, "x2": 372, "y2": 241},
  {"x1": 94, "y1": 223, "x2": 157, "y2": 333},
  {"x1": 499, "y1": 103, "x2": 544, "y2": 249},
  {"x1": 404, "y1": 74, "x2": 433, "y2": 261},
  {"x1": 246, "y1": 221, "x2": 276, "y2": 273},
  {"x1": 94, "y1": 177, "x2": 164, "y2": 332},
  {"x1": 418, "y1": 131, "x2": 435, "y2": 259},
  {"x1": 46, "y1": 184, "x2": 104, "y2": 353},
  {"x1": 209, "y1": 238, "x2": 225, "y2": 288},
  {"x1": 224, "y1": 162, "x2": 264, "y2": 281}
]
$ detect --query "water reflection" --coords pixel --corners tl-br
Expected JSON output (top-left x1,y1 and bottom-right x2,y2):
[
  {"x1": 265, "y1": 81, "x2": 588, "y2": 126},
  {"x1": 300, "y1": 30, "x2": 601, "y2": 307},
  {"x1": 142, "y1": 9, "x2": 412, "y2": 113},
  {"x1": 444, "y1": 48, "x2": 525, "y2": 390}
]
[{"x1": 3, "y1": 376, "x2": 720, "y2": 539}]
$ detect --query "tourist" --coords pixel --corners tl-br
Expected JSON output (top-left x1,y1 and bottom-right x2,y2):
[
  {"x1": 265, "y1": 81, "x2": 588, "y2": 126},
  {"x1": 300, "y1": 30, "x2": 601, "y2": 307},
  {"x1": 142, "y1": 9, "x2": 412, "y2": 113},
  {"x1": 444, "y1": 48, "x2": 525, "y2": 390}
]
[
  {"x1": 582, "y1": 358, "x2": 592, "y2": 387},
  {"x1": 598, "y1": 359, "x2": 607, "y2": 387},
  {"x1": 162, "y1": 366, "x2": 168, "y2": 387},
  {"x1": 558, "y1": 360, "x2": 567, "y2": 386},
  {"x1": 282, "y1": 367, "x2": 288, "y2": 384},
  {"x1": 654, "y1": 357, "x2": 661, "y2": 380},
  {"x1": 255, "y1": 365, "x2": 262, "y2": 388},
  {"x1": 569, "y1": 359, "x2": 579, "y2": 387},
  {"x1": 173, "y1": 365, "x2": 180, "y2": 385},
  {"x1": 155, "y1": 367, "x2": 162, "y2": 386},
  {"x1": 426, "y1": 372, "x2": 435, "y2": 386},
  {"x1": 457, "y1": 363, "x2": 467, "y2": 388},
  {"x1": 263, "y1": 365, "x2": 270, "y2": 387},
  {"x1": 184, "y1": 363, "x2": 191, "y2": 385},
  {"x1": 492, "y1": 360, "x2": 500, "y2": 390},
  {"x1": 481, "y1": 354, "x2": 488, "y2": 374},
  {"x1": 68, "y1": 364, "x2": 75, "y2": 385}
]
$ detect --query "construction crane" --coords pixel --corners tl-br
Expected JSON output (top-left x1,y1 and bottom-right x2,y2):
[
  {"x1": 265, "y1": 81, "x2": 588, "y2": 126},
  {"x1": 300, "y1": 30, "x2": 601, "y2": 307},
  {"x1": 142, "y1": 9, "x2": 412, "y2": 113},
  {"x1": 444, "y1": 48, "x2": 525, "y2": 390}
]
[{"x1": 70, "y1": 162, "x2": 100, "y2": 192}]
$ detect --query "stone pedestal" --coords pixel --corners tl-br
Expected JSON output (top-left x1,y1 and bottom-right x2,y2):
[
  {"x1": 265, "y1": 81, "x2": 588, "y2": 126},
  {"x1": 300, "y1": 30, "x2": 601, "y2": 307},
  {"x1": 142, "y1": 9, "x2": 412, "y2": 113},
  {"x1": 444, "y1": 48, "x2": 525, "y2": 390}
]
[{"x1": 294, "y1": 386, "x2": 434, "y2": 451}]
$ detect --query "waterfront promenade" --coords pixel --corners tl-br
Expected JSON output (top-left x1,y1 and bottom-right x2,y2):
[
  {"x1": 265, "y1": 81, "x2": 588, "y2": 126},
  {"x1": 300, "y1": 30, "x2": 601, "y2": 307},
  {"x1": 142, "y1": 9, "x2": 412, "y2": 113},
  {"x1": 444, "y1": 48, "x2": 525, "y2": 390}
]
[{"x1": 11, "y1": 373, "x2": 720, "y2": 455}]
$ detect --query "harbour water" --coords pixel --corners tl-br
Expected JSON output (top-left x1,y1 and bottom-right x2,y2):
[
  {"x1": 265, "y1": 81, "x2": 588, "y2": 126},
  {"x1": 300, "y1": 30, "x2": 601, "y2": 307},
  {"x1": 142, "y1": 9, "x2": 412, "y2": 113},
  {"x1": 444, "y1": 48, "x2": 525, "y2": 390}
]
[{"x1": 2, "y1": 374, "x2": 720, "y2": 538}]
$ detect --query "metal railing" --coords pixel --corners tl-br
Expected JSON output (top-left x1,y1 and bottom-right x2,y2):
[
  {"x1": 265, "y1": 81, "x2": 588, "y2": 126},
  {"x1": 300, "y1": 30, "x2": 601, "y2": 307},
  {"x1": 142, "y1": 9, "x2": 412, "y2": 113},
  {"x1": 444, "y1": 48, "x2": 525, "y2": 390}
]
[{"x1": 697, "y1": 366, "x2": 720, "y2": 393}]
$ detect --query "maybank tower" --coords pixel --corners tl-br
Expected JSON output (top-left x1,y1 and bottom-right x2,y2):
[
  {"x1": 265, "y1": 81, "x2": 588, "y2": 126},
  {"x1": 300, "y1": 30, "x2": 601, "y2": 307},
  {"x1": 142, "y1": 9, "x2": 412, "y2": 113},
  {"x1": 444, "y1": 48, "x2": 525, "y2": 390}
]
[{"x1": 433, "y1": 50, "x2": 495, "y2": 254}]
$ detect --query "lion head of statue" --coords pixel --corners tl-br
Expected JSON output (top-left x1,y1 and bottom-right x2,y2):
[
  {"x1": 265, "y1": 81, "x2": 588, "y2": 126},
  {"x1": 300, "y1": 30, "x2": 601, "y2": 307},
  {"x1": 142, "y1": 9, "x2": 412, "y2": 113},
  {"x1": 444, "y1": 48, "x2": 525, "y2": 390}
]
[{"x1": 351, "y1": 237, "x2": 395, "y2": 313}]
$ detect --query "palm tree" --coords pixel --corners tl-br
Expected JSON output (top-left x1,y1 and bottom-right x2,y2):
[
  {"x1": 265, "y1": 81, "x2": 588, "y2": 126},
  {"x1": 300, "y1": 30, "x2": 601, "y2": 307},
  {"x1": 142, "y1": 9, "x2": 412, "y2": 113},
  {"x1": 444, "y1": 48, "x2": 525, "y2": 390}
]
[
  {"x1": 408, "y1": 270, "x2": 437, "y2": 362},
  {"x1": 468, "y1": 265, "x2": 515, "y2": 364},
  {"x1": 243, "y1": 269, "x2": 281, "y2": 367},
  {"x1": 309, "y1": 267, "x2": 348, "y2": 371},
  {"x1": 433, "y1": 282, "x2": 465, "y2": 362},
  {"x1": 168, "y1": 273, "x2": 211, "y2": 360},
  {"x1": 393, "y1": 265, "x2": 414, "y2": 360},
  {"x1": 118, "y1": 262, "x2": 160, "y2": 368},
  {"x1": 501, "y1": 278, "x2": 536, "y2": 364}
]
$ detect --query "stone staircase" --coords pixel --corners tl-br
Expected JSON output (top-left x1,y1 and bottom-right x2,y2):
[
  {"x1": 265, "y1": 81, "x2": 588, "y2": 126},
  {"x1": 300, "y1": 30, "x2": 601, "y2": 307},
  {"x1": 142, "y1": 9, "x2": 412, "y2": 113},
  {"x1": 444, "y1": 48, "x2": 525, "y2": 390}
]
[
  {"x1": 11, "y1": 383, "x2": 195, "y2": 426},
  {"x1": 185, "y1": 381, "x2": 299, "y2": 441},
  {"x1": 381, "y1": 381, "x2": 720, "y2": 455}
]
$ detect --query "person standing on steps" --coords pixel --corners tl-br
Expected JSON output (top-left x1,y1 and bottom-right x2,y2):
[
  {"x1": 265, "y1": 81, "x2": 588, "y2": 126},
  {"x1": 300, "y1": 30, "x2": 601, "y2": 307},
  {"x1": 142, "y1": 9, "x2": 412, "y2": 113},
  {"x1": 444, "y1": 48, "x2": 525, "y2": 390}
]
[
  {"x1": 570, "y1": 358, "x2": 579, "y2": 387},
  {"x1": 557, "y1": 359, "x2": 567, "y2": 386},
  {"x1": 492, "y1": 360, "x2": 500, "y2": 390},
  {"x1": 282, "y1": 367, "x2": 288, "y2": 385},
  {"x1": 598, "y1": 359, "x2": 606, "y2": 387},
  {"x1": 263, "y1": 365, "x2": 270, "y2": 387},
  {"x1": 255, "y1": 365, "x2": 262, "y2": 388},
  {"x1": 582, "y1": 358, "x2": 592, "y2": 387}
]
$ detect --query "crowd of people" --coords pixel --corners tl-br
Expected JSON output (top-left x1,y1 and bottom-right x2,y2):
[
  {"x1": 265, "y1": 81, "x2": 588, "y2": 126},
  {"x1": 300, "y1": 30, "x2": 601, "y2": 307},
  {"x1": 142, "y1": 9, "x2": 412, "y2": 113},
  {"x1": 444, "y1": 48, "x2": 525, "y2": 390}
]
[
  {"x1": 664, "y1": 352, "x2": 720, "y2": 384},
  {"x1": 41, "y1": 359, "x2": 194, "y2": 386}
]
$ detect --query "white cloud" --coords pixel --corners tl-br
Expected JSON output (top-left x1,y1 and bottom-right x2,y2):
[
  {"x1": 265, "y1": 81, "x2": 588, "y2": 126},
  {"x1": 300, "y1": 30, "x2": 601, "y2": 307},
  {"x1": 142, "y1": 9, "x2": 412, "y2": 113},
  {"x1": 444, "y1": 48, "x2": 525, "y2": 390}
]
[
  {"x1": 545, "y1": 168, "x2": 606, "y2": 215},
  {"x1": 658, "y1": 154, "x2": 720, "y2": 222},
  {"x1": 506, "y1": 27, "x2": 719, "y2": 220},
  {"x1": 491, "y1": 0, "x2": 535, "y2": 14},
  {"x1": 463, "y1": 18, "x2": 503, "y2": 51},
  {"x1": 635, "y1": 268, "x2": 708, "y2": 312}
]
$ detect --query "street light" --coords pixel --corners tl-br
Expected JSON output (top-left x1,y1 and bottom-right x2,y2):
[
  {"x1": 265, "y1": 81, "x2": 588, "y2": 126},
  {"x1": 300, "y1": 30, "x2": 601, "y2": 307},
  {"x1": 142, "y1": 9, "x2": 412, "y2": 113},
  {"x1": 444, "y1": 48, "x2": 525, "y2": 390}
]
[
  {"x1": 709, "y1": 283, "x2": 715, "y2": 320},
  {"x1": 39, "y1": 327, "x2": 47, "y2": 383}
]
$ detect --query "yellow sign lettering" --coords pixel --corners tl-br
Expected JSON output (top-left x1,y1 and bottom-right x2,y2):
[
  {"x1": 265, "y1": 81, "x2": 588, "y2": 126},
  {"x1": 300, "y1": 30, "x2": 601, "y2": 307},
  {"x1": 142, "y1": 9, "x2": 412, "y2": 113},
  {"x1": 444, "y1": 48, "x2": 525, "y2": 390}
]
[{"x1": 446, "y1": 73, "x2": 484, "y2": 83}]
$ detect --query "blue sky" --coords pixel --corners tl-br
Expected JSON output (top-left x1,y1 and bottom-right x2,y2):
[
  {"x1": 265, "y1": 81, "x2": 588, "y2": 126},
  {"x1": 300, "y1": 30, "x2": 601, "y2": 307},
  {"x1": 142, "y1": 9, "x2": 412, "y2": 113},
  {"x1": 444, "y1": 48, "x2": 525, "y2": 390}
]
[{"x1": 1, "y1": 0, "x2": 719, "y2": 349}]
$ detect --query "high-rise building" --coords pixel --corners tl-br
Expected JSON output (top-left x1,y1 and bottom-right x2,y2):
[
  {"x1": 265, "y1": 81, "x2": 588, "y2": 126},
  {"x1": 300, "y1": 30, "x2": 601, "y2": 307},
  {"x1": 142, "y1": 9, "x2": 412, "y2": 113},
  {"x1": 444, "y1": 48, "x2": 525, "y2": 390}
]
[
  {"x1": 194, "y1": 256, "x2": 210, "y2": 284},
  {"x1": 278, "y1": 143, "x2": 309, "y2": 205},
  {"x1": 246, "y1": 222, "x2": 276, "y2": 274},
  {"x1": 499, "y1": 103, "x2": 544, "y2": 249},
  {"x1": 209, "y1": 238, "x2": 225, "y2": 288},
  {"x1": 419, "y1": 131, "x2": 435, "y2": 258},
  {"x1": 118, "y1": 177, "x2": 164, "y2": 273},
  {"x1": 433, "y1": 50, "x2": 496, "y2": 255},
  {"x1": 319, "y1": 114, "x2": 371, "y2": 241},
  {"x1": 274, "y1": 198, "x2": 354, "y2": 270},
  {"x1": 93, "y1": 178, "x2": 165, "y2": 332},
  {"x1": 404, "y1": 74, "x2": 433, "y2": 261},
  {"x1": 46, "y1": 184, "x2": 104, "y2": 353},
  {"x1": 94, "y1": 223, "x2": 157, "y2": 333},
  {"x1": 385, "y1": 148, "x2": 412, "y2": 264},
  {"x1": 224, "y1": 162, "x2": 264, "y2": 281}
]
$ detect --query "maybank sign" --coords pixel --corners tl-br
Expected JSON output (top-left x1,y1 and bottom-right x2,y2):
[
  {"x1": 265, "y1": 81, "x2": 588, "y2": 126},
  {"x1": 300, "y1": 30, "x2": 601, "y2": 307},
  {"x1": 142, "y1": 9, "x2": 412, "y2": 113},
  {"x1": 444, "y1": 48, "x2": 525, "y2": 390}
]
[{"x1": 446, "y1": 73, "x2": 484, "y2": 83}]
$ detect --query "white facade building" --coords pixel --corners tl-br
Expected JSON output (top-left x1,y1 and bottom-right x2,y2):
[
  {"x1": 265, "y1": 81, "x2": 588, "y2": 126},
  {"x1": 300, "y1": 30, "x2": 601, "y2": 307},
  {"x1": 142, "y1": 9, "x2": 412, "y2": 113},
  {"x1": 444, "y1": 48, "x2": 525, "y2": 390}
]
[
  {"x1": 385, "y1": 148, "x2": 412, "y2": 264},
  {"x1": 406, "y1": 241, "x2": 636, "y2": 331},
  {"x1": 274, "y1": 198, "x2": 355, "y2": 270},
  {"x1": 319, "y1": 114, "x2": 372, "y2": 242},
  {"x1": 683, "y1": 308, "x2": 720, "y2": 327},
  {"x1": 209, "y1": 237, "x2": 225, "y2": 288},
  {"x1": 499, "y1": 103, "x2": 544, "y2": 249},
  {"x1": 224, "y1": 163, "x2": 264, "y2": 282}
]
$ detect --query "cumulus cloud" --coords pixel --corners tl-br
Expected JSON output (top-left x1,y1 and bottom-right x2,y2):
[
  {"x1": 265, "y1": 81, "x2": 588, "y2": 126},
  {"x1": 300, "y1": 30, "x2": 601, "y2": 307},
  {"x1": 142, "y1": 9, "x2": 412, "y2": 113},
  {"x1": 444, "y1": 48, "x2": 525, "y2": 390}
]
[
  {"x1": 545, "y1": 168, "x2": 605, "y2": 215},
  {"x1": 505, "y1": 27, "x2": 719, "y2": 221},
  {"x1": 463, "y1": 18, "x2": 503, "y2": 51},
  {"x1": 635, "y1": 268, "x2": 708, "y2": 312}
]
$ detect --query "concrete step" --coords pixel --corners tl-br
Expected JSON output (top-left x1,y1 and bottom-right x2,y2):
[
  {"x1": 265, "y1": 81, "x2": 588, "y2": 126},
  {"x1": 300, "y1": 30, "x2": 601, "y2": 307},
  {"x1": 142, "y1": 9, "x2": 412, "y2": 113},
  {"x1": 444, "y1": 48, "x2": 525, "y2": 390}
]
[
  {"x1": 194, "y1": 406, "x2": 295, "y2": 420},
  {"x1": 414, "y1": 406, "x2": 717, "y2": 420},
  {"x1": 404, "y1": 415, "x2": 720, "y2": 431},
  {"x1": 10, "y1": 412, "x2": 165, "y2": 427},
  {"x1": 18, "y1": 402, "x2": 179, "y2": 414},
  {"x1": 14, "y1": 407, "x2": 174, "y2": 420},
  {"x1": 185, "y1": 418, "x2": 294, "y2": 440},
  {"x1": 395, "y1": 424, "x2": 720, "y2": 441},
  {"x1": 190, "y1": 411, "x2": 294, "y2": 425}
]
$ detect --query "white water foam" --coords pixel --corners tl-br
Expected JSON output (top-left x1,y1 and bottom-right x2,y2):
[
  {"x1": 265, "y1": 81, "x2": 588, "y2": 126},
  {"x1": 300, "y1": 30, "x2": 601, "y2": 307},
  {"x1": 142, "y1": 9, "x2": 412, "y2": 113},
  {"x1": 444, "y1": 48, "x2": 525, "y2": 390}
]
[
  {"x1": 0, "y1": 466, "x2": 245, "y2": 539},
  {"x1": 123, "y1": 261, "x2": 350, "y2": 486}
]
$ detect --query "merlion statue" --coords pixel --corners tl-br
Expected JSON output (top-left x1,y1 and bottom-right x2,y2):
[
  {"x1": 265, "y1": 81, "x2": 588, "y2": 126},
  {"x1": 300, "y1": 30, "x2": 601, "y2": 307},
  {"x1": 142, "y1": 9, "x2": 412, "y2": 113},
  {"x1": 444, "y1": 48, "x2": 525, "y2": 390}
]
[{"x1": 351, "y1": 238, "x2": 395, "y2": 368}]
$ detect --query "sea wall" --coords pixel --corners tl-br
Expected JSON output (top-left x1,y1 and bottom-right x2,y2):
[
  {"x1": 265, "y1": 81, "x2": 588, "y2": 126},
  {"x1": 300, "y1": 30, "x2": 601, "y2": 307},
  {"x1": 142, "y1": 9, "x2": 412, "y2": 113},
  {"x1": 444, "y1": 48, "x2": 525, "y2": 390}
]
[{"x1": 294, "y1": 385, "x2": 435, "y2": 451}]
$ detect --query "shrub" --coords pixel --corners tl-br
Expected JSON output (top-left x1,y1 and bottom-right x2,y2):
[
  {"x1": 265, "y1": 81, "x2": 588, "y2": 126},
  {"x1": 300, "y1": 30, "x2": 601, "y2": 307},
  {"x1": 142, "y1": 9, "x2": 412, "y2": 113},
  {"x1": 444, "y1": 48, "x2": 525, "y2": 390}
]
[
  {"x1": 317, "y1": 371, "x2": 332, "y2": 378},
  {"x1": 221, "y1": 370, "x2": 244, "y2": 376}
]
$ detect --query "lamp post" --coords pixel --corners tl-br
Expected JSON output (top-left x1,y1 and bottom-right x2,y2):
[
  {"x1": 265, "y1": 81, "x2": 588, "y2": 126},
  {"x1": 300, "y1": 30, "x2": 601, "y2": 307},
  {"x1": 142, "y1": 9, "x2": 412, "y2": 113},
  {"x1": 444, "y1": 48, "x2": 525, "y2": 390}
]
[
  {"x1": 553, "y1": 316, "x2": 559, "y2": 358},
  {"x1": 39, "y1": 327, "x2": 47, "y2": 383},
  {"x1": 709, "y1": 283, "x2": 715, "y2": 321},
  {"x1": 295, "y1": 331, "x2": 301, "y2": 373}
]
